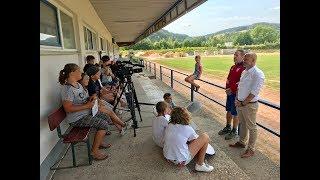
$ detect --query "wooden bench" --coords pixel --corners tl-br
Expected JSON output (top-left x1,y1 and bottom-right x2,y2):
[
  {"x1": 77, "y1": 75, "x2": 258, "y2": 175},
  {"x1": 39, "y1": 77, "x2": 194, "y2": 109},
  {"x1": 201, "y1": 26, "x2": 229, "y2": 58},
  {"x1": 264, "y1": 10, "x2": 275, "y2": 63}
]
[{"x1": 48, "y1": 106, "x2": 92, "y2": 170}]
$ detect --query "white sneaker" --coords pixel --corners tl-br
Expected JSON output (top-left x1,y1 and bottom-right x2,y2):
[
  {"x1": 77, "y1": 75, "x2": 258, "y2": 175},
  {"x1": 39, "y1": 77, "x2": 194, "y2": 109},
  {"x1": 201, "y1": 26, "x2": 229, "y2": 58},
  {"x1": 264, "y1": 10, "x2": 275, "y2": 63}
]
[{"x1": 195, "y1": 163, "x2": 214, "y2": 172}]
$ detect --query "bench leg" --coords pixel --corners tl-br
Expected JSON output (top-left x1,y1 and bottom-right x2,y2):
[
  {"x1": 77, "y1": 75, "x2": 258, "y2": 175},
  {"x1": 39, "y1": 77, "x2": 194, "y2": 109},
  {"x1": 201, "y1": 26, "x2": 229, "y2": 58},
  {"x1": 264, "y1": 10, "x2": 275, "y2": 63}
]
[
  {"x1": 86, "y1": 139, "x2": 92, "y2": 165},
  {"x1": 71, "y1": 143, "x2": 76, "y2": 167}
]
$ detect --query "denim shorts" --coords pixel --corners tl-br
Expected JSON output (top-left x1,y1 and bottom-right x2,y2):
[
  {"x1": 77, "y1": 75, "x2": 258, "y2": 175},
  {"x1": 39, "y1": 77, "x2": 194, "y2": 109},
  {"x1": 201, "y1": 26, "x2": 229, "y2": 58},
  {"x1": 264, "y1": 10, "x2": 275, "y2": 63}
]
[{"x1": 226, "y1": 94, "x2": 237, "y2": 116}]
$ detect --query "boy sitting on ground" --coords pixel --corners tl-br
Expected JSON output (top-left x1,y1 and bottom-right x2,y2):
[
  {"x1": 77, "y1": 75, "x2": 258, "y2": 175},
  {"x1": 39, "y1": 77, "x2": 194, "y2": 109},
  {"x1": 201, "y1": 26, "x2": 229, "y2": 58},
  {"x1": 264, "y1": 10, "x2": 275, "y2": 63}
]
[{"x1": 152, "y1": 101, "x2": 170, "y2": 148}]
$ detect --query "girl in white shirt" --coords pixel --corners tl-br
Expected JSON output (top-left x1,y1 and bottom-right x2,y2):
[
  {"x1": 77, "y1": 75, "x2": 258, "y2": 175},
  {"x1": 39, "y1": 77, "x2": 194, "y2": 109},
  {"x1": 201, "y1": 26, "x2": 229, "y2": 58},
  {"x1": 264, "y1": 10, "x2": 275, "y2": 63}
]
[
  {"x1": 152, "y1": 101, "x2": 170, "y2": 148},
  {"x1": 163, "y1": 107, "x2": 214, "y2": 172}
]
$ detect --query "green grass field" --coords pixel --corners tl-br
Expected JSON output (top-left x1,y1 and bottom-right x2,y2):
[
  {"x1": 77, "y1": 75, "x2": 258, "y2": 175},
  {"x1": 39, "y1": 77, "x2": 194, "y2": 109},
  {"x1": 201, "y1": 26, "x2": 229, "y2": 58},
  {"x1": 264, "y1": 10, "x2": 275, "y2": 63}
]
[{"x1": 153, "y1": 54, "x2": 280, "y2": 91}]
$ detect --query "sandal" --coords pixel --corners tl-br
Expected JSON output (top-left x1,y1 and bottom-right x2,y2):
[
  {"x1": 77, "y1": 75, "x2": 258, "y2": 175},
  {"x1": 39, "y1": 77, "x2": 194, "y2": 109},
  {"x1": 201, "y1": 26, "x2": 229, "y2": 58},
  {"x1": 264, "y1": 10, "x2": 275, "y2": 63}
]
[{"x1": 99, "y1": 143, "x2": 112, "y2": 149}]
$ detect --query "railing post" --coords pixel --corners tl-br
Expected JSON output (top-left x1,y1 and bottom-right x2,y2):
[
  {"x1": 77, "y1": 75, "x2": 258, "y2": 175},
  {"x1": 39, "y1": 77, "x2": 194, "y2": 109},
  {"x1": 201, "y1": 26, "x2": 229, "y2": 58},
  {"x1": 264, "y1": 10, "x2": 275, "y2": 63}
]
[
  {"x1": 191, "y1": 84, "x2": 194, "y2": 102},
  {"x1": 154, "y1": 63, "x2": 156, "y2": 78},
  {"x1": 170, "y1": 70, "x2": 173, "y2": 88},
  {"x1": 160, "y1": 66, "x2": 162, "y2": 81},
  {"x1": 149, "y1": 62, "x2": 151, "y2": 72}
]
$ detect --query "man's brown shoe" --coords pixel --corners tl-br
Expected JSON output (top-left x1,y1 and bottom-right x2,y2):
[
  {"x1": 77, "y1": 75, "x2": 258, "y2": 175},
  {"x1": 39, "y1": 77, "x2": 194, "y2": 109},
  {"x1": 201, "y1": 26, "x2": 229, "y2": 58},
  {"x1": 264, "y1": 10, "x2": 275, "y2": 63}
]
[
  {"x1": 241, "y1": 149, "x2": 255, "y2": 158},
  {"x1": 229, "y1": 142, "x2": 246, "y2": 148}
]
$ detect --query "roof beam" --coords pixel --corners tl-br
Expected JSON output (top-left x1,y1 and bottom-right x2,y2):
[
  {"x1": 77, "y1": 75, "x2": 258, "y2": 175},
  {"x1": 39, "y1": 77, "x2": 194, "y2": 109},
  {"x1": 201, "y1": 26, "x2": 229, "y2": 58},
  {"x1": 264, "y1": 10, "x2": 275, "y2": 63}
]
[{"x1": 117, "y1": 42, "x2": 135, "y2": 47}]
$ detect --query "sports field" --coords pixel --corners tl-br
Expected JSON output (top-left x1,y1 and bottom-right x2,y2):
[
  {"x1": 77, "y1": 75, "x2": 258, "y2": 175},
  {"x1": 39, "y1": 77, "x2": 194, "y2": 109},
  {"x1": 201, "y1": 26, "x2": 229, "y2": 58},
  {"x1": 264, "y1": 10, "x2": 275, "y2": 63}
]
[{"x1": 153, "y1": 53, "x2": 280, "y2": 91}]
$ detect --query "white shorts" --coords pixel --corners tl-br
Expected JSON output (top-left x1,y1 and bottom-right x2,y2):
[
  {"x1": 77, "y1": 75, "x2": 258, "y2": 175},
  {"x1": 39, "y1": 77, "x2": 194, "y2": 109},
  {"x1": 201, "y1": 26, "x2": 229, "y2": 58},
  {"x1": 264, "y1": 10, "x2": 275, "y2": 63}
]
[{"x1": 169, "y1": 151, "x2": 193, "y2": 166}]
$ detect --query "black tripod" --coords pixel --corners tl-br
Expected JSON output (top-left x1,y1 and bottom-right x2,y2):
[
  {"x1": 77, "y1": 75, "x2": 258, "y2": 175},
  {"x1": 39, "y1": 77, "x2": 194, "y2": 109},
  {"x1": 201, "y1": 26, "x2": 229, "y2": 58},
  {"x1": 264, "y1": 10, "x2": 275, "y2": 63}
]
[{"x1": 113, "y1": 75, "x2": 142, "y2": 137}]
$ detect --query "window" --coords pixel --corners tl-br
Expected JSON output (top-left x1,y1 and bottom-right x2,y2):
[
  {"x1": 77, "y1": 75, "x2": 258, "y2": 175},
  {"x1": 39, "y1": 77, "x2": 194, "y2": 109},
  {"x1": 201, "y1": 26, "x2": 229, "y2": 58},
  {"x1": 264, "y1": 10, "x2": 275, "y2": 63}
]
[
  {"x1": 60, "y1": 11, "x2": 76, "y2": 49},
  {"x1": 100, "y1": 37, "x2": 106, "y2": 51},
  {"x1": 106, "y1": 41, "x2": 109, "y2": 55},
  {"x1": 40, "y1": 0, "x2": 76, "y2": 50},
  {"x1": 84, "y1": 27, "x2": 88, "y2": 50},
  {"x1": 84, "y1": 26, "x2": 97, "y2": 50},
  {"x1": 100, "y1": 38, "x2": 106, "y2": 51},
  {"x1": 40, "y1": 1, "x2": 61, "y2": 47},
  {"x1": 92, "y1": 33, "x2": 97, "y2": 50}
]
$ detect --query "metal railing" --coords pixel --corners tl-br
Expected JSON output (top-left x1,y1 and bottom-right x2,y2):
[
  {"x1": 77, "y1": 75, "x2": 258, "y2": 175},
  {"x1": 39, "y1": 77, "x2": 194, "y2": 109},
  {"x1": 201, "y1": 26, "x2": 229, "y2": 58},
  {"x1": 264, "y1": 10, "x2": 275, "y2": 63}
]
[{"x1": 141, "y1": 59, "x2": 280, "y2": 138}]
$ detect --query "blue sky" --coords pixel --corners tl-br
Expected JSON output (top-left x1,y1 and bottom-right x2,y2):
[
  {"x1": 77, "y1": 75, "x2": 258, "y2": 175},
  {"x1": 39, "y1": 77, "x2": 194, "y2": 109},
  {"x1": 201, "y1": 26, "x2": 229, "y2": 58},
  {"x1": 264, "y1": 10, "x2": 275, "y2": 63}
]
[{"x1": 163, "y1": 0, "x2": 280, "y2": 37}]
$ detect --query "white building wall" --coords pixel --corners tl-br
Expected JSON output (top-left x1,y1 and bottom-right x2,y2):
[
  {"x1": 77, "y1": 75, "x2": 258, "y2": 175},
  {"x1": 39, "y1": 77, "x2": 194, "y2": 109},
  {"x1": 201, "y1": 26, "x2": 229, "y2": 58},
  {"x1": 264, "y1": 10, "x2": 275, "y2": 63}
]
[{"x1": 40, "y1": 0, "x2": 118, "y2": 164}]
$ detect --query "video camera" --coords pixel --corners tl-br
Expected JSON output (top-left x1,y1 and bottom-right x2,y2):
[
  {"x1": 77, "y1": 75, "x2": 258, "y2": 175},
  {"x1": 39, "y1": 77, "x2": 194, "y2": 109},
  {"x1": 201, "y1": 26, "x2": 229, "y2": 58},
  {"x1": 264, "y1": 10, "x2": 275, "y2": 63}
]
[{"x1": 113, "y1": 60, "x2": 144, "y2": 81}]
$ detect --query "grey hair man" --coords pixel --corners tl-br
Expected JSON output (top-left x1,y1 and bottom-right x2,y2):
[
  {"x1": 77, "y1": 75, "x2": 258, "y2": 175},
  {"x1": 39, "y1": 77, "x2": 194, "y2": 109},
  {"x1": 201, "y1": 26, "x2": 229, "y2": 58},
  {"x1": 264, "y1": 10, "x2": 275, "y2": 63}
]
[{"x1": 229, "y1": 52, "x2": 265, "y2": 158}]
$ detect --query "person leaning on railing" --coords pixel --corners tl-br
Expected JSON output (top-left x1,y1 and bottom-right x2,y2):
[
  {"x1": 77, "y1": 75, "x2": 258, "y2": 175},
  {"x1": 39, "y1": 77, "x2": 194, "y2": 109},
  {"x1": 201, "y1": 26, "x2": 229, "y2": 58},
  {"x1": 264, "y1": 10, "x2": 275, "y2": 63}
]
[
  {"x1": 185, "y1": 55, "x2": 202, "y2": 92},
  {"x1": 229, "y1": 52, "x2": 265, "y2": 158}
]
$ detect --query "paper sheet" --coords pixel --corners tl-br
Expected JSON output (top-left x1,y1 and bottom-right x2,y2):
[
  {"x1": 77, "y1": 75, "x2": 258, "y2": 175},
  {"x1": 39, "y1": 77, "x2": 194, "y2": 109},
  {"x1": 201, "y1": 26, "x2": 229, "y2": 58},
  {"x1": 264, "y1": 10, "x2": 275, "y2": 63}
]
[
  {"x1": 92, "y1": 99, "x2": 98, "y2": 117},
  {"x1": 98, "y1": 79, "x2": 103, "y2": 88}
]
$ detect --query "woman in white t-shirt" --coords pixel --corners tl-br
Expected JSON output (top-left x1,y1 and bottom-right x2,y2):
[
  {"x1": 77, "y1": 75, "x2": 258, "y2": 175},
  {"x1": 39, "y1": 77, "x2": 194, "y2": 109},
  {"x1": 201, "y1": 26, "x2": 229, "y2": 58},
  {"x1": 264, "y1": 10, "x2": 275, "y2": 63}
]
[
  {"x1": 163, "y1": 107, "x2": 214, "y2": 172},
  {"x1": 152, "y1": 101, "x2": 170, "y2": 148}
]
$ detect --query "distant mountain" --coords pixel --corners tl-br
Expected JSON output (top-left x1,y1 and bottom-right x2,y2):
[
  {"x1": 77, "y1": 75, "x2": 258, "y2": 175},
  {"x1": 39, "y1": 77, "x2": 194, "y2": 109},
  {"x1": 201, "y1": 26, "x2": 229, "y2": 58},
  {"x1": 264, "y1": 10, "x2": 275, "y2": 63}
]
[
  {"x1": 129, "y1": 22, "x2": 280, "y2": 50},
  {"x1": 147, "y1": 29, "x2": 191, "y2": 42},
  {"x1": 203, "y1": 22, "x2": 280, "y2": 37},
  {"x1": 147, "y1": 22, "x2": 280, "y2": 41}
]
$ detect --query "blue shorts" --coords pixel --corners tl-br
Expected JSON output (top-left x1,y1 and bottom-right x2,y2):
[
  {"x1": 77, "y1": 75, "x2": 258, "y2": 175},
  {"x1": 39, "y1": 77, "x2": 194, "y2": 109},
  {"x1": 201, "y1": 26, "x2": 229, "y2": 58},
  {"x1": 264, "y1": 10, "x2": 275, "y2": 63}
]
[{"x1": 226, "y1": 94, "x2": 237, "y2": 116}]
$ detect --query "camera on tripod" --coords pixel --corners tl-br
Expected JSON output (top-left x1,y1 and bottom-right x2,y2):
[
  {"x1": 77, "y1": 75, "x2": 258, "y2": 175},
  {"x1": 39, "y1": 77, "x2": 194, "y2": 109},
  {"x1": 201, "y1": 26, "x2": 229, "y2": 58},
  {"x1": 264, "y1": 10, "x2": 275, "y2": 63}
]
[{"x1": 114, "y1": 60, "x2": 144, "y2": 81}]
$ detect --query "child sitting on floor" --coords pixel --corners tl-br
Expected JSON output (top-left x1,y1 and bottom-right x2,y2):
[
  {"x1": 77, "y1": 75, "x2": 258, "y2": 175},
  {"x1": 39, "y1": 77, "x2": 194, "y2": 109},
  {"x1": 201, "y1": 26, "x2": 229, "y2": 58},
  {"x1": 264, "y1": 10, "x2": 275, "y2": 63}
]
[
  {"x1": 163, "y1": 107, "x2": 214, "y2": 172},
  {"x1": 152, "y1": 101, "x2": 171, "y2": 148}
]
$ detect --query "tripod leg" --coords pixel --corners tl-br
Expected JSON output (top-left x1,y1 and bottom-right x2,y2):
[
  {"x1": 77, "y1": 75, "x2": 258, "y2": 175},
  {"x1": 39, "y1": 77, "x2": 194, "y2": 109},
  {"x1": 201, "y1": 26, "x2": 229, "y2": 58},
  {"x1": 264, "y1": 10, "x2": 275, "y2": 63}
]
[
  {"x1": 125, "y1": 85, "x2": 137, "y2": 137},
  {"x1": 131, "y1": 84, "x2": 143, "y2": 122},
  {"x1": 113, "y1": 82, "x2": 127, "y2": 112}
]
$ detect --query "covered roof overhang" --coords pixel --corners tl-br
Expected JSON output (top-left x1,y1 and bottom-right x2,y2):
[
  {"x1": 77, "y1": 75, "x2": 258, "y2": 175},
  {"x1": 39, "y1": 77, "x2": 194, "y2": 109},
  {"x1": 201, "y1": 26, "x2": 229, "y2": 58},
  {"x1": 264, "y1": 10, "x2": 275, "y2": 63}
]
[{"x1": 90, "y1": 0, "x2": 207, "y2": 46}]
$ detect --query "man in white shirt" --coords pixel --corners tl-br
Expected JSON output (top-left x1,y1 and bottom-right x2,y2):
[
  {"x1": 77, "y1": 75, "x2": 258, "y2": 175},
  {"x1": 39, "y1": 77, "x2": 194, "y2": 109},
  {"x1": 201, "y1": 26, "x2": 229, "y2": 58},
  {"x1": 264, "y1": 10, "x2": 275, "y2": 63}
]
[{"x1": 229, "y1": 52, "x2": 265, "y2": 158}]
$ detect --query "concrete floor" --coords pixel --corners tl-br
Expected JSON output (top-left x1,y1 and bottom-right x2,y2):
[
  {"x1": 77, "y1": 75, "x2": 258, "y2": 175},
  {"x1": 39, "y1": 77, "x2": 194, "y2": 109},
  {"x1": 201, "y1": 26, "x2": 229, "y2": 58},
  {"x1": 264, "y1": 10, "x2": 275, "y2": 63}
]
[{"x1": 50, "y1": 70, "x2": 279, "y2": 180}]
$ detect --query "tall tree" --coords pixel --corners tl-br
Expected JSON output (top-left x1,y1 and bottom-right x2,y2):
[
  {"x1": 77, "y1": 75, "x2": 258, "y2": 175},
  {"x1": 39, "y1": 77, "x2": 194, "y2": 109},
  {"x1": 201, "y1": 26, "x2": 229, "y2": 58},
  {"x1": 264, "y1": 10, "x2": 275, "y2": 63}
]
[
  {"x1": 250, "y1": 25, "x2": 278, "y2": 44},
  {"x1": 233, "y1": 31, "x2": 254, "y2": 45}
]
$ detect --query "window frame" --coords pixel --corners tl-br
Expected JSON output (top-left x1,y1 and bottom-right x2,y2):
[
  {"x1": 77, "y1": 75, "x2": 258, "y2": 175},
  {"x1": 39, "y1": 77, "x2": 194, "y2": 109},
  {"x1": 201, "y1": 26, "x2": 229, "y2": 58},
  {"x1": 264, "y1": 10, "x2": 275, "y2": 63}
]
[
  {"x1": 40, "y1": 0, "x2": 62, "y2": 48},
  {"x1": 99, "y1": 37, "x2": 105, "y2": 52},
  {"x1": 83, "y1": 25, "x2": 98, "y2": 51},
  {"x1": 40, "y1": 0, "x2": 77, "y2": 52},
  {"x1": 59, "y1": 9, "x2": 77, "y2": 50}
]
